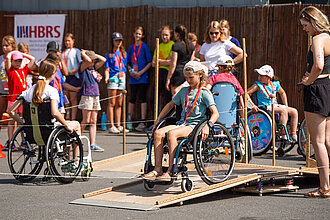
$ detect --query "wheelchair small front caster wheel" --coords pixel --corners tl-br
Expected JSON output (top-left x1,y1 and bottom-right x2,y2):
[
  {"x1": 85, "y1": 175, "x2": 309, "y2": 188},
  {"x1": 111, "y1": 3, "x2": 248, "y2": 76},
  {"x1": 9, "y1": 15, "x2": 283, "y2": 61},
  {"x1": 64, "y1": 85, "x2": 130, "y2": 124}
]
[
  {"x1": 81, "y1": 169, "x2": 91, "y2": 181},
  {"x1": 143, "y1": 181, "x2": 155, "y2": 191},
  {"x1": 181, "y1": 179, "x2": 194, "y2": 192}
]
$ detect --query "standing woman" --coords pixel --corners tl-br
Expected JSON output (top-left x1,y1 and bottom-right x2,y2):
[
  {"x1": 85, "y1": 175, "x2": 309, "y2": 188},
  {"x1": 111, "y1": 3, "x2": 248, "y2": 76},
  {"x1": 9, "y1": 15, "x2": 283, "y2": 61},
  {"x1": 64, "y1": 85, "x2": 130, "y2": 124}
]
[
  {"x1": 62, "y1": 33, "x2": 82, "y2": 120},
  {"x1": 104, "y1": 32, "x2": 127, "y2": 134},
  {"x1": 166, "y1": 25, "x2": 194, "y2": 95},
  {"x1": 299, "y1": 6, "x2": 330, "y2": 198},
  {"x1": 200, "y1": 21, "x2": 244, "y2": 77},
  {"x1": 219, "y1": 19, "x2": 242, "y2": 59}
]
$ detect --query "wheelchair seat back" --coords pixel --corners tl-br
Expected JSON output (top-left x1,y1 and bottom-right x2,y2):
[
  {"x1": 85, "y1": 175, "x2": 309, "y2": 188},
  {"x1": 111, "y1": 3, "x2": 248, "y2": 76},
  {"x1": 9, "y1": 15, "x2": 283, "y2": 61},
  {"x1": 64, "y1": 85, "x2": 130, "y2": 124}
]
[
  {"x1": 22, "y1": 100, "x2": 55, "y2": 146},
  {"x1": 211, "y1": 82, "x2": 239, "y2": 131}
]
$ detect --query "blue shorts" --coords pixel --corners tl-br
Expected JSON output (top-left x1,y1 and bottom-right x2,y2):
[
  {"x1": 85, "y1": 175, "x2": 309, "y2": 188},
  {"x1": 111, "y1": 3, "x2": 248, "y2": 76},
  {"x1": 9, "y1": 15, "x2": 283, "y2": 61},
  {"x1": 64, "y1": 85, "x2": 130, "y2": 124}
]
[{"x1": 107, "y1": 72, "x2": 126, "y2": 90}]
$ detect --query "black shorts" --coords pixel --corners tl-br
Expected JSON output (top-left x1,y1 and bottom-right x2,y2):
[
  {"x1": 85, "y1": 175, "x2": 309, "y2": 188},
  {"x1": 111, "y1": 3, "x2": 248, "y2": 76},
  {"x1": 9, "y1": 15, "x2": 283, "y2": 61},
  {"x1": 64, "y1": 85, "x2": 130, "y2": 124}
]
[
  {"x1": 129, "y1": 83, "x2": 148, "y2": 103},
  {"x1": 304, "y1": 77, "x2": 330, "y2": 117},
  {"x1": 170, "y1": 70, "x2": 185, "y2": 87},
  {"x1": 66, "y1": 75, "x2": 80, "y2": 87}
]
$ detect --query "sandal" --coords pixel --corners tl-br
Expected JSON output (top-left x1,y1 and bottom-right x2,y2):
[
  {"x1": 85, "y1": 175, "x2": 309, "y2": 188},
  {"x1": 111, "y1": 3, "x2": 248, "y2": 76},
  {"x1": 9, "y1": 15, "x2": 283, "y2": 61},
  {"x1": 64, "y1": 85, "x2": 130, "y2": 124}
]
[
  {"x1": 142, "y1": 170, "x2": 161, "y2": 181},
  {"x1": 320, "y1": 188, "x2": 330, "y2": 199},
  {"x1": 304, "y1": 188, "x2": 322, "y2": 198},
  {"x1": 156, "y1": 172, "x2": 172, "y2": 182}
]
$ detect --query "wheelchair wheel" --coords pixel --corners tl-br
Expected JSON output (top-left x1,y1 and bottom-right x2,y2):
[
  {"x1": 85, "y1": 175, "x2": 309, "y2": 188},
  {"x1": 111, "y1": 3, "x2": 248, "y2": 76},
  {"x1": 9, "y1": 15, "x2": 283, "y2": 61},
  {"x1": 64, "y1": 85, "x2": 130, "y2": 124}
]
[
  {"x1": 181, "y1": 178, "x2": 194, "y2": 192},
  {"x1": 247, "y1": 109, "x2": 273, "y2": 156},
  {"x1": 235, "y1": 119, "x2": 253, "y2": 162},
  {"x1": 7, "y1": 126, "x2": 44, "y2": 182},
  {"x1": 193, "y1": 121, "x2": 235, "y2": 185},
  {"x1": 297, "y1": 118, "x2": 314, "y2": 159},
  {"x1": 46, "y1": 126, "x2": 83, "y2": 184}
]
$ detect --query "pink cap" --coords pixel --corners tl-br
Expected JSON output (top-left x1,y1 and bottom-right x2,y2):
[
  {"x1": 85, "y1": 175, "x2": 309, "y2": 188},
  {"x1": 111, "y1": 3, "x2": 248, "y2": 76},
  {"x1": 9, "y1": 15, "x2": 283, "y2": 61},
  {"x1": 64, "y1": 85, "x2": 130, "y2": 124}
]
[{"x1": 12, "y1": 51, "x2": 23, "y2": 60}]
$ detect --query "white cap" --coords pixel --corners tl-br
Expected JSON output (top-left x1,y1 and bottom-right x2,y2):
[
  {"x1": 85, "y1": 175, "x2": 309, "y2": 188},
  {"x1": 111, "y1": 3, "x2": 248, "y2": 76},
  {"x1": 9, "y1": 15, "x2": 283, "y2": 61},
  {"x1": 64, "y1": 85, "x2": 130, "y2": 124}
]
[
  {"x1": 184, "y1": 61, "x2": 205, "y2": 74},
  {"x1": 255, "y1": 65, "x2": 274, "y2": 78},
  {"x1": 216, "y1": 55, "x2": 234, "y2": 66}
]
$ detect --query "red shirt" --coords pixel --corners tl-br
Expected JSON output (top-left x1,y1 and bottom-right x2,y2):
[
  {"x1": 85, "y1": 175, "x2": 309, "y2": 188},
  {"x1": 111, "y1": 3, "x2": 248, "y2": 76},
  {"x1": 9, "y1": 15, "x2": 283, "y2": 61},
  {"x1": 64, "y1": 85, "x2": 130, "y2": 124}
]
[
  {"x1": 6, "y1": 66, "x2": 29, "y2": 101},
  {"x1": 207, "y1": 73, "x2": 244, "y2": 95}
]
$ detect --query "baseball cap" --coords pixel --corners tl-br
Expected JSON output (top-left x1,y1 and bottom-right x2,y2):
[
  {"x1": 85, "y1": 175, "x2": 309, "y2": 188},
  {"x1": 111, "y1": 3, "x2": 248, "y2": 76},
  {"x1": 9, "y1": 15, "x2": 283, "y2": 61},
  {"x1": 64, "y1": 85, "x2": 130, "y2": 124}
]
[
  {"x1": 46, "y1": 41, "x2": 59, "y2": 52},
  {"x1": 255, "y1": 65, "x2": 274, "y2": 78},
  {"x1": 85, "y1": 50, "x2": 98, "y2": 60},
  {"x1": 12, "y1": 51, "x2": 23, "y2": 60},
  {"x1": 112, "y1": 32, "x2": 123, "y2": 40},
  {"x1": 183, "y1": 61, "x2": 205, "y2": 74},
  {"x1": 216, "y1": 55, "x2": 234, "y2": 66}
]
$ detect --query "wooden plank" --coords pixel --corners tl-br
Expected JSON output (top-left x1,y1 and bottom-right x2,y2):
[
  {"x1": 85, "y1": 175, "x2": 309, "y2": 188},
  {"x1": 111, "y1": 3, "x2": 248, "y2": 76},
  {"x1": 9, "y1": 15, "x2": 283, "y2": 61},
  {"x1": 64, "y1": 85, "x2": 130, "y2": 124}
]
[
  {"x1": 83, "y1": 179, "x2": 143, "y2": 198},
  {"x1": 155, "y1": 174, "x2": 260, "y2": 207},
  {"x1": 92, "y1": 149, "x2": 146, "y2": 166}
]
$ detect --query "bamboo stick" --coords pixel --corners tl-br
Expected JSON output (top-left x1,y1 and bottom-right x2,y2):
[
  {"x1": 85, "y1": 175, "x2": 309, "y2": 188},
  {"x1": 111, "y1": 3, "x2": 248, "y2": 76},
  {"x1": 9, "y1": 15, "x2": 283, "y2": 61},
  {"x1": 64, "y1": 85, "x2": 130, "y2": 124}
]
[{"x1": 154, "y1": 38, "x2": 160, "y2": 121}]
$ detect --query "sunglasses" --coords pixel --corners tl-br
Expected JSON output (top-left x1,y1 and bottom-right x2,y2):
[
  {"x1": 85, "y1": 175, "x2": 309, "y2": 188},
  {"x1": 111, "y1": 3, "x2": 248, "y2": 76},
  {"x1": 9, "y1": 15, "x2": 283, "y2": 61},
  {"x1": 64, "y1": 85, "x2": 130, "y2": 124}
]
[
  {"x1": 183, "y1": 67, "x2": 196, "y2": 74},
  {"x1": 209, "y1": 31, "x2": 220, "y2": 35}
]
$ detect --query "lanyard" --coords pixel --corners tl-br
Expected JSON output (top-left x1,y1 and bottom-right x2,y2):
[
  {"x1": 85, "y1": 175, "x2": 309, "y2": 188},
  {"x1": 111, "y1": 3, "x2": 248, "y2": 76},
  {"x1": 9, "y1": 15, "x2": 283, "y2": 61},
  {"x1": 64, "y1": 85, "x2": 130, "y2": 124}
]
[
  {"x1": 184, "y1": 86, "x2": 202, "y2": 121},
  {"x1": 193, "y1": 44, "x2": 199, "y2": 57},
  {"x1": 133, "y1": 42, "x2": 142, "y2": 64},
  {"x1": 63, "y1": 49, "x2": 71, "y2": 66},
  {"x1": 262, "y1": 81, "x2": 275, "y2": 99},
  {"x1": 113, "y1": 50, "x2": 123, "y2": 69},
  {"x1": 52, "y1": 72, "x2": 62, "y2": 93},
  {"x1": 15, "y1": 70, "x2": 26, "y2": 89}
]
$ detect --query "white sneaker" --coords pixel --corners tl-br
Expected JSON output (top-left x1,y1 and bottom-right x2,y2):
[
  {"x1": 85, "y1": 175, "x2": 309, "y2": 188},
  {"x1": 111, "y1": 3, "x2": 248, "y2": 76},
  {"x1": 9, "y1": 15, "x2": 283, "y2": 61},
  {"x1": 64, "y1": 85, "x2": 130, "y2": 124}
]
[
  {"x1": 291, "y1": 134, "x2": 298, "y2": 142},
  {"x1": 117, "y1": 126, "x2": 129, "y2": 133},
  {"x1": 280, "y1": 134, "x2": 287, "y2": 140},
  {"x1": 135, "y1": 122, "x2": 146, "y2": 132},
  {"x1": 108, "y1": 126, "x2": 120, "y2": 134}
]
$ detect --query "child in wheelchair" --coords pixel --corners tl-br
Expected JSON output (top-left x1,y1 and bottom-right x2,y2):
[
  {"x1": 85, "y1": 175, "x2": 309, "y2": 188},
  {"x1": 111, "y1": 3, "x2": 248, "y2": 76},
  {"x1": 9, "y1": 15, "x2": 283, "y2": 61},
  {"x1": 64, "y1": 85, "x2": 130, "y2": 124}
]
[
  {"x1": 206, "y1": 55, "x2": 245, "y2": 115},
  {"x1": 247, "y1": 65, "x2": 298, "y2": 142},
  {"x1": 8, "y1": 59, "x2": 81, "y2": 159},
  {"x1": 143, "y1": 60, "x2": 219, "y2": 182}
]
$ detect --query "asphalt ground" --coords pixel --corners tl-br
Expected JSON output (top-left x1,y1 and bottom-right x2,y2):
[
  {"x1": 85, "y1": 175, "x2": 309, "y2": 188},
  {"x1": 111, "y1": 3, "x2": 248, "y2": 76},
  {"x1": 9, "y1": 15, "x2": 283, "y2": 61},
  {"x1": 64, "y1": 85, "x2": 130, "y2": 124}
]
[{"x1": 0, "y1": 127, "x2": 330, "y2": 220}]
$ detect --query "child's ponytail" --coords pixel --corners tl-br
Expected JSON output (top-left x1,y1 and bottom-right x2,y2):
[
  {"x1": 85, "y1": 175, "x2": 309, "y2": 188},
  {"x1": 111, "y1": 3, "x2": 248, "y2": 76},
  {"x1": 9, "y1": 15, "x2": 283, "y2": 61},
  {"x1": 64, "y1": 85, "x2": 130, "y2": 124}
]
[{"x1": 32, "y1": 59, "x2": 57, "y2": 106}]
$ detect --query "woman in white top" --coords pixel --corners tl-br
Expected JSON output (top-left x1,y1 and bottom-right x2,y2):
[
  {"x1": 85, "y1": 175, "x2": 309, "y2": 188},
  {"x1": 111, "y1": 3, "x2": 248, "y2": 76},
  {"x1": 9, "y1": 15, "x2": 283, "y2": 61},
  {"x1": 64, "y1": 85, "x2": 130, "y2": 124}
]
[{"x1": 200, "y1": 21, "x2": 244, "y2": 76}]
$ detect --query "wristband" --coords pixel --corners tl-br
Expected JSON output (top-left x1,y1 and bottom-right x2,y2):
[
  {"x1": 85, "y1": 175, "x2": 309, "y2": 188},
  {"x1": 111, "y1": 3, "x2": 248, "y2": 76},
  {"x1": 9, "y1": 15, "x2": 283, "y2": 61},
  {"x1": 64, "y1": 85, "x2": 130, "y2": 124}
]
[{"x1": 207, "y1": 121, "x2": 214, "y2": 128}]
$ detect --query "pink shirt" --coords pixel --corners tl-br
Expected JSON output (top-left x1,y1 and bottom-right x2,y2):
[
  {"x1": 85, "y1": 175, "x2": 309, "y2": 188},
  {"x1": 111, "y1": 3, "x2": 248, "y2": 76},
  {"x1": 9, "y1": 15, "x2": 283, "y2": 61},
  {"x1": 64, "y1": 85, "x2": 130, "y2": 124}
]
[{"x1": 207, "y1": 73, "x2": 244, "y2": 95}]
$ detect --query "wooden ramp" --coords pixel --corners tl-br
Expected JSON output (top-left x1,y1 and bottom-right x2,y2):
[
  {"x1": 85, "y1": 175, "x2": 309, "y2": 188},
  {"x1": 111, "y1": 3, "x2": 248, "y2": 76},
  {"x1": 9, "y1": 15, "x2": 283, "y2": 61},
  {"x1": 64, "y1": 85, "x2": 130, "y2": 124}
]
[{"x1": 70, "y1": 150, "x2": 316, "y2": 211}]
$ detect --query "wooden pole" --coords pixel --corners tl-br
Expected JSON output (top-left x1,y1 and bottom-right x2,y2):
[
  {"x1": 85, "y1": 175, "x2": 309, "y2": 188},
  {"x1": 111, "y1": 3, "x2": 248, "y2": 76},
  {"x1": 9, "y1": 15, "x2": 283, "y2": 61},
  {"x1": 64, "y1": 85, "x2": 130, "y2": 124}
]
[
  {"x1": 242, "y1": 38, "x2": 248, "y2": 164},
  {"x1": 154, "y1": 38, "x2": 160, "y2": 121},
  {"x1": 122, "y1": 90, "x2": 127, "y2": 155},
  {"x1": 271, "y1": 94, "x2": 276, "y2": 166}
]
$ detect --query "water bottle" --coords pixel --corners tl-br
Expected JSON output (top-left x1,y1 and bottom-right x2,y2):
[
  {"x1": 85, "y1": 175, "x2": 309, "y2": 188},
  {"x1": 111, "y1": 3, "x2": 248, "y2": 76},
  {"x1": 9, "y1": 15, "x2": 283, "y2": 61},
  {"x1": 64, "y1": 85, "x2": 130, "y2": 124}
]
[
  {"x1": 101, "y1": 112, "x2": 107, "y2": 131},
  {"x1": 127, "y1": 114, "x2": 133, "y2": 131}
]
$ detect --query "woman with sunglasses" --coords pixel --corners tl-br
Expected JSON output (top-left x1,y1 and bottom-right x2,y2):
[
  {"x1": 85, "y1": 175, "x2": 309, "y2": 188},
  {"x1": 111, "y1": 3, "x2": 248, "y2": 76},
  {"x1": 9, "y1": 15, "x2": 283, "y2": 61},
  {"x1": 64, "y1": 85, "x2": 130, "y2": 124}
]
[{"x1": 200, "y1": 21, "x2": 244, "y2": 77}]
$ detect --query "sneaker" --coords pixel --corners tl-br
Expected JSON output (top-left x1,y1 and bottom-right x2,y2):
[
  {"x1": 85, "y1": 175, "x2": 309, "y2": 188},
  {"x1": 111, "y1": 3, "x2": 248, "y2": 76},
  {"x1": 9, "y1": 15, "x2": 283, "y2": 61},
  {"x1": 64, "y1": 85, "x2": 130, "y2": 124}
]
[
  {"x1": 91, "y1": 144, "x2": 104, "y2": 152},
  {"x1": 291, "y1": 134, "x2": 298, "y2": 142},
  {"x1": 280, "y1": 134, "x2": 287, "y2": 140},
  {"x1": 117, "y1": 126, "x2": 129, "y2": 133},
  {"x1": 135, "y1": 122, "x2": 146, "y2": 132},
  {"x1": 108, "y1": 126, "x2": 120, "y2": 134},
  {"x1": 61, "y1": 163, "x2": 78, "y2": 172},
  {"x1": 20, "y1": 141, "x2": 28, "y2": 150}
]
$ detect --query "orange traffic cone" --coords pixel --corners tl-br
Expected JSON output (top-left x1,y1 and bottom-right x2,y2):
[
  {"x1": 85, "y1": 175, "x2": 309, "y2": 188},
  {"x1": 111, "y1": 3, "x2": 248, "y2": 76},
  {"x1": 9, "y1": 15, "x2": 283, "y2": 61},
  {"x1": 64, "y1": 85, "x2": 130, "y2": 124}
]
[{"x1": 0, "y1": 140, "x2": 6, "y2": 158}]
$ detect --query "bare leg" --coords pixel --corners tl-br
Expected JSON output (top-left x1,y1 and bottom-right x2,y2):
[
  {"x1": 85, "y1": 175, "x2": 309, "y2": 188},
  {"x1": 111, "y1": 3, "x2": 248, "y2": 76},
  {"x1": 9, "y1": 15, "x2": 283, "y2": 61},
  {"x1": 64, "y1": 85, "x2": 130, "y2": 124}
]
[
  {"x1": 305, "y1": 111, "x2": 329, "y2": 191},
  {"x1": 89, "y1": 110, "x2": 98, "y2": 146},
  {"x1": 115, "y1": 90, "x2": 123, "y2": 127},
  {"x1": 286, "y1": 107, "x2": 299, "y2": 133},
  {"x1": 107, "y1": 89, "x2": 117, "y2": 127},
  {"x1": 128, "y1": 102, "x2": 134, "y2": 117},
  {"x1": 141, "y1": 102, "x2": 147, "y2": 121},
  {"x1": 166, "y1": 126, "x2": 193, "y2": 173},
  {"x1": 80, "y1": 110, "x2": 91, "y2": 134},
  {"x1": 69, "y1": 91, "x2": 78, "y2": 120},
  {"x1": 0, "y1": 96, "x2": 7, "y2": 130}
]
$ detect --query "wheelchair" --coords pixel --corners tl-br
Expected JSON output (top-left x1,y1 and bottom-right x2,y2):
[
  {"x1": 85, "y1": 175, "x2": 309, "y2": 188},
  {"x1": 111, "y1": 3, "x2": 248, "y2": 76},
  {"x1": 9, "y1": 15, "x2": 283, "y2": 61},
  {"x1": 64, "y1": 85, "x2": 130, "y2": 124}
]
[
  {"x1": 7, "y1": 99, "x2": 93, "y2": 184},
  {"x1": 143, "y1": 113, "x2": 235, "y2": 191},
  {"x1": 247, "y1": 105, "x2": 301, "y2": 157},
  {"x1": 211, "y1": 81, "x2": 253, "y2": 162}
]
